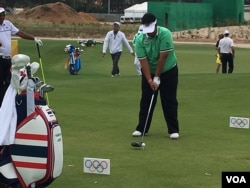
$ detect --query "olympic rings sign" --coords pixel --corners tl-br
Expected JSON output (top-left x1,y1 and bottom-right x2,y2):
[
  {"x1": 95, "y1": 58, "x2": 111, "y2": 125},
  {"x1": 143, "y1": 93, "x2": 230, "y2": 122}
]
[
  {"x1": 230, "y1": 117, "x2": 249, "y2": 129},
  {"x1": 83, "y1": 158, "x2": 110, "y2": 175}
]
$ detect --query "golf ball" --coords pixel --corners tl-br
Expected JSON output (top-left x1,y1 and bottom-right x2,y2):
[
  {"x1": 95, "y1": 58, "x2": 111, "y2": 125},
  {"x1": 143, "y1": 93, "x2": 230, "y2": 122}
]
[{"x1": 141, "y1": 143, "x2": 146, "y2": 147}]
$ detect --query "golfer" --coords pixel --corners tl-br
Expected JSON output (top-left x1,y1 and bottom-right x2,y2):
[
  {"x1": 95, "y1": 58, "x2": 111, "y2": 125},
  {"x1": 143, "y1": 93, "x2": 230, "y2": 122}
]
[
  {"x1": 102, "y1": 22, "x2": 134, "y2": 77},
  {"x1": 132, "y1": 13, "x2": 180, "y2": 139},
  {"x1": 0, "y1": 7, "x2": 43, "y2": 107}
]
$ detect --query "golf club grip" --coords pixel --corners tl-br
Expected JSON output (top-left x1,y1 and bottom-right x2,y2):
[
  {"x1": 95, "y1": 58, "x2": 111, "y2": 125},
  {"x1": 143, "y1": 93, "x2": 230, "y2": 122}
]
[
  {"x1": 36, "y1": 43, "x2": 41, "y2": 59},
  {"x1": 26, "y1": 65, "x2": 32, "y2": 79}
]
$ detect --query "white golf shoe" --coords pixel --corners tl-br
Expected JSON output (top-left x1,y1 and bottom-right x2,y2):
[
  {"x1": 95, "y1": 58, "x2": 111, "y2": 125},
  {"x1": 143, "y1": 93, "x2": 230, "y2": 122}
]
[
  {"x1": 170, "y1": 133, "x2": 179, "y2": 139},
  {"x1": 132, "y1": 131, "x2": 142, "y2": 137}
]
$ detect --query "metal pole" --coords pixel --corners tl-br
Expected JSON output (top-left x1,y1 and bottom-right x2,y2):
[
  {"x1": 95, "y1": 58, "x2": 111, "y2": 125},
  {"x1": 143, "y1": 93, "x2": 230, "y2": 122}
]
[{"x1": 108, "y1": 0, "x2": 110, "y2": 14}]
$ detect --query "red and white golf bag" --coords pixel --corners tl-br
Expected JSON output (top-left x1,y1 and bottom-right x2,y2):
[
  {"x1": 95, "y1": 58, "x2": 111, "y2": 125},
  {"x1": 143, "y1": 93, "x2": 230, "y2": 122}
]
[
  {"x1": 11, "y1": 103, "x2": 63, "y2": 188},
  {"x1": 0, "y1": 55, "x2": 63, "y2": 188}
]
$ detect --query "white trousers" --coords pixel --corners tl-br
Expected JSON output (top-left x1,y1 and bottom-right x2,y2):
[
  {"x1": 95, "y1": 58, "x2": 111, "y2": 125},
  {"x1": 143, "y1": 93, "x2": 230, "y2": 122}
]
[{"x1": 134, "y1": 56, "x2": 142, "y2": 76}]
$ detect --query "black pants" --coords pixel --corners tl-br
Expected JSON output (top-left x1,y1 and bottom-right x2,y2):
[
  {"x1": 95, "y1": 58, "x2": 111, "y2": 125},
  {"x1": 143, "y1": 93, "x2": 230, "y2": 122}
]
[
  {"x1": 111, "y1": 52, "x2": 121, "y2": 75},
  {"x1": 135, "y1": 65, "x2": 179, "y2": 134},
  {"x1": 221, "y1": 53, "x2": 234, "y2": 73},
  {"x1": 0, "y1": 58, "x2": 11, "y2": 107}
]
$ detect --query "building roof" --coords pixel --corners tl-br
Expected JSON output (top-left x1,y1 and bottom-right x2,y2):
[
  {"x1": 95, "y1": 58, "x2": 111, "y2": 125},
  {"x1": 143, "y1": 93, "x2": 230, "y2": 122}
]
[{"x1": 124, "y1": 2, "x2": 147, "y2": 13}]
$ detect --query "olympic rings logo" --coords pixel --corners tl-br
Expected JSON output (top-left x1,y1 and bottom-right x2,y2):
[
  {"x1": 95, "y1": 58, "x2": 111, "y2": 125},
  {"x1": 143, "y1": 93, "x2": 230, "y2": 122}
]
[
  {"x1": 84, "y1": 160, "x2": 108, "y2": 173},
  {"x1": 230, "y1": 118, "x2": 249, "y2": 127}
]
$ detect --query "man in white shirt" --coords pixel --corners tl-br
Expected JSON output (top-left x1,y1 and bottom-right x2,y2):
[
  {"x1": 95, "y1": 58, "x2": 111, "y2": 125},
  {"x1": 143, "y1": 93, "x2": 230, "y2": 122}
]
[
  {"x1": 218, "y1": 30, "x2": 235, "y2": 73},
  {"x1": 102, "y1": 22, "x2": 134, "y2": 77},
  {"x1": 0, "y1": 7, "x2": 43, "y2": 106}
]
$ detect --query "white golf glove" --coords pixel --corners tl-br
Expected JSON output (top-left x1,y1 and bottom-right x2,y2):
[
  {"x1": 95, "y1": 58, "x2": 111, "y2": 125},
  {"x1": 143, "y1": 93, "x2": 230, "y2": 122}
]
[
  {"x1": 153, "y1": 76, "x2": 161, "y2": 86},
  {"x1": 34, "y1": 37, "x2": 43, "y2": 46}
]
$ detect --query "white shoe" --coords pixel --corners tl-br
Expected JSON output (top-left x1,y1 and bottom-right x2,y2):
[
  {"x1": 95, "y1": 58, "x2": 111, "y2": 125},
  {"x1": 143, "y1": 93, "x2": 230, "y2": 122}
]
[
  {"x1": 170, "y1": 133, "x2": 179, "y2": 139},
  {"x1": 132, "y1": 131, "x2": 142, "y2": 137}
]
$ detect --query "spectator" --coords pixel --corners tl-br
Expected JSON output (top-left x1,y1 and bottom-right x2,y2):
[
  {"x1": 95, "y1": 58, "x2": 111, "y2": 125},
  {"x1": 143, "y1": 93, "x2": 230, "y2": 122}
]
[
  {"x1": 215, "y1": 34, "x2": 224, "y2": 74},
  {"x1": 0, "y1": 7, "x2": 43, "y2": 107},
  {"x1": 102, "y1": 22, "x2": 134, "y2": 77},
  {"x1": 218, "y1": 30, "x2": 235, "y2": 73},
  {"x1": 132, "y1": 25, "x2": 143, "y2": 76}
]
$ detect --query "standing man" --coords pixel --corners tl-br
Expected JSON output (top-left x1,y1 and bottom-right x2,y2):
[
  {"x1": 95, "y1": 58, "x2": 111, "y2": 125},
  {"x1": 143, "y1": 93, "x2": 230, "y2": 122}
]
[
  {"x1": 102, "y1": 22, "x2": 134, "y2": 77},
  {"x1": 0, "y1": 7, "x2": 43, "y2": 107},
  {"x1": 132, "y1": 13, "x2": 179, "y2": 139},
  {"x1": 218, "y1": 30, "x2": 235, "y2": 73}
]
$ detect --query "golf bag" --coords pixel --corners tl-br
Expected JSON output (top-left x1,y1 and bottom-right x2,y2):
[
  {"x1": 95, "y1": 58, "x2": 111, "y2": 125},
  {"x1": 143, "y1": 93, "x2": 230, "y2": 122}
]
[
  {"x1": 0, "y1": 59, "x2": 63, "y2": 188},
  {"x1": 11, "y1": 102, "x2": 63, "y2": 188},
  {"x1": 77, "y1": 38, "x2": 103, "y2": 48},
  {"x1": 64, "y1": 44, "x2": 82, "y2": 75},
  {"x1": 63, "y1": 39, "x2": 103, "y2": 75}
]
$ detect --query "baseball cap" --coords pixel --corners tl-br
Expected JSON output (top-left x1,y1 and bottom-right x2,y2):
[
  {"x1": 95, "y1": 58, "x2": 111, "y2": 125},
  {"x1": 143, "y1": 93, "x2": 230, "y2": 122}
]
[
  {"x1": 224, "y1": 30, "x2": 229, "y2": 34},
  {"x1": 141, "y1": 13, "x2": 157, "y2": 34},
  {"x1": 0, "y1": 7, "x2": 5, "y2": 14},
  {"x1": 113, "y1": 22, "x2": 120, "y2": 26}
]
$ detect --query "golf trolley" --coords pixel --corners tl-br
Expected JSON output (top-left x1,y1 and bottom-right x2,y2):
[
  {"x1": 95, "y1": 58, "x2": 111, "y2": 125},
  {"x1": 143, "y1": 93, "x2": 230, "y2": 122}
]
[{"x1": 64, "y1": 38, "x2": 103, "y2": 75}]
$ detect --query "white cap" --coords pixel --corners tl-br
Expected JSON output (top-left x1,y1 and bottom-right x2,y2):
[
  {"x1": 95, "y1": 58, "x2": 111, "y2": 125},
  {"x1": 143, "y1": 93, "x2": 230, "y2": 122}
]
[
  {"x1": 113, "y1": 22, "x2": 120, "y2": 26},
  {"x1": 224, "y1": 30, "x2": 229, "y2": 35},
  {"x1": 142, "y1": 20, "x2": 157, "y2": 34},
  {"x1": 0, "y1": 7, "x2": 5, "y2": 13}
]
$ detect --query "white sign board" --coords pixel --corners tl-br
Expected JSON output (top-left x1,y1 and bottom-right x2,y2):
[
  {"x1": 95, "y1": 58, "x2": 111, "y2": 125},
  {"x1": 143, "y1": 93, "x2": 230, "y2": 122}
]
[
  {"x1": 229, "y1": 116, "x2": 249, "y2": 129},
  {"x1": 83, "y1": 157, "x2": 110, "y2": 175}
]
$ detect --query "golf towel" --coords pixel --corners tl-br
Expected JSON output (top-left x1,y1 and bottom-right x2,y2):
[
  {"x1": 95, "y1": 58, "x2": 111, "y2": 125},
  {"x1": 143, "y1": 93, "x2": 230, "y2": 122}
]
[{"x1": 0, "y1": 85, "x2": 17, "y2": 145}]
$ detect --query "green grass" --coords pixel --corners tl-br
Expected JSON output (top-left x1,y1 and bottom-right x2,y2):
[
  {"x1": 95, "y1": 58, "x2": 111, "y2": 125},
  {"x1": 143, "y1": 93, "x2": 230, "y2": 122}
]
[{"x1": 17, "y1": 39, "x2": 250, "y2": 188}]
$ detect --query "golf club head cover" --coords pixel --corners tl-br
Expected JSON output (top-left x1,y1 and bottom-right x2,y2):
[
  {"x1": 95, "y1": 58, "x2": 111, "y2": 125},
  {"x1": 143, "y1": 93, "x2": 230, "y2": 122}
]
[
  {"x1": 19, "y1": 62, "x2": 40, "y2": 91},
  {"x1": 11, "y1": 54, "x2": 30, "y2": 89}
]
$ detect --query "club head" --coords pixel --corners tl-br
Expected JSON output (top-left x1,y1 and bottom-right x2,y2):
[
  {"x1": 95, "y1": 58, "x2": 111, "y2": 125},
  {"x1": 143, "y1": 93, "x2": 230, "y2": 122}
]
[
  {"x1": 40, "y1": 84, "x2": 54, "y2": 93},
  {"x1": 35, "y1": 80, "x2": 44, "y2": 88},
  {"x1": 131, "y1": 141, "x2": 145, "y2": 148}
]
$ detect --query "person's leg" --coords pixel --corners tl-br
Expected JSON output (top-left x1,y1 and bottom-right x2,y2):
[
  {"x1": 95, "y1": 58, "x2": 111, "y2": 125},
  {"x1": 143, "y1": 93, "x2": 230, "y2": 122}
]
[
  {"x1": 111, "y1": 52, "x2": 121, "y2": 76},
  {"x1": 0, "y1": 58, "x2": 11, "y2": 107},
  {"x1": 111, "y1": 54, "x2": 116, "y2": 76},
  {"x1": 0, "y1": 62, "x2": 4, "y2": 107},
  {"x1": 221, "y1": 54, "x2": 227, "y2": 74},
  {"x1": 135, "y1": 74, "x2": 158, "y2": 134},
  {"x1": 159, "y1": 66, "x2": 179, "y2": 134},
  {"x1": 134, "y1": 56, "x2": 142, "y2": 75},
  {"x1": 216, "y1": 64, "x2": 221, "y2": 74},
  {"x1": 228, "y1": 54, "x2": 234, "y2": 73}
]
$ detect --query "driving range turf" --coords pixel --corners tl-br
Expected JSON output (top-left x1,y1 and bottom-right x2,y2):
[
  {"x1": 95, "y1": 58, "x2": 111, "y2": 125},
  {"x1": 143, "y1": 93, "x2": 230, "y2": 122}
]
[{"x1": 17, "y1": 39, "x2": 250, "y2": 188}]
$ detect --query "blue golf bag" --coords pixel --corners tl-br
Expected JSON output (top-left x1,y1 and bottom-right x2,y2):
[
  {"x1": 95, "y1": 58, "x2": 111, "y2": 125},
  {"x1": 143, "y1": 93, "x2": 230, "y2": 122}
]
[{"x1": 64, "y1": 44, "x2": 82, "y2": 75}]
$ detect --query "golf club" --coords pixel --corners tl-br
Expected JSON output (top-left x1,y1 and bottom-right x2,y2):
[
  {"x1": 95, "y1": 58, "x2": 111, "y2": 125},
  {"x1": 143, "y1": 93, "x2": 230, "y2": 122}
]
[
  {"x1": 38, "y1": 84, "x2": 54, "y2": 99},
  {"x1": 36, "y1": 43, "x2": 50, "y2": 105},
  {"x1": 131, "y1": 91, "x2": 155, "y2": 149}
]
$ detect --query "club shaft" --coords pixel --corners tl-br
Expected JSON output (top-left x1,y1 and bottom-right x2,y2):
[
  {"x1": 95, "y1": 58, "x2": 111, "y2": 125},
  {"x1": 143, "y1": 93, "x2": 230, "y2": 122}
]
[
  {"x1": 141, "y1": 92, "x2": 155, "y2": 143},
  {"x1": 37, "y1": 44, "x2": 50, "y2": 105}
]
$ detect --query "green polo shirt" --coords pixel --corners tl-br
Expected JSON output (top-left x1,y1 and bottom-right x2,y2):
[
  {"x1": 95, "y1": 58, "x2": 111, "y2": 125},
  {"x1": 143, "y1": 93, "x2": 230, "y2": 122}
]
[{"x1": 135, "y1": 26, "x2": 177, "y2": 73}]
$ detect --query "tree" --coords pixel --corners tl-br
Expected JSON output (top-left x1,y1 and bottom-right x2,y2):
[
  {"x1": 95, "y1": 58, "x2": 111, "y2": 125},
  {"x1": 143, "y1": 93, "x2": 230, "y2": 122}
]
[{"x1": 0, "y1": 0, "x2": 16, "y2": 8}]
